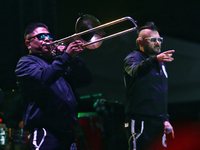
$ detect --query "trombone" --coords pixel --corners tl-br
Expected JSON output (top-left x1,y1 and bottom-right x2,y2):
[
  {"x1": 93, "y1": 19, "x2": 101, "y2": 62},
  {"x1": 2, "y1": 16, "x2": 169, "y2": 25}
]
[{"x1": 47, "y1": 14, "x2": 138, "y2": 49}]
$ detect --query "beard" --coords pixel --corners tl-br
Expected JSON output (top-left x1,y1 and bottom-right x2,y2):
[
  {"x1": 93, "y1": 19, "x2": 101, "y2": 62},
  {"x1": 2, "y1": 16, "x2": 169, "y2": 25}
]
[{"x1": 144, "y1": 45, "x2": 161, "y2": 56}]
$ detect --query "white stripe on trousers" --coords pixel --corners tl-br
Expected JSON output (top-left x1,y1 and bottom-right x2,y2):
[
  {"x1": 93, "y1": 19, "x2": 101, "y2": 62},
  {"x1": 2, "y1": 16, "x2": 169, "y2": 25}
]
[
  {"x1": 128, "y1": 120, "x2": 144, "y2": 150},
  {"x1": 32, "y1": 128, "x2": 47, "y2": 150}
]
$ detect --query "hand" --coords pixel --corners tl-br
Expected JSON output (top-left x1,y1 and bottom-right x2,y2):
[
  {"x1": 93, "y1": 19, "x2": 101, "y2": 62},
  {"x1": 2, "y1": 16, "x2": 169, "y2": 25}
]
[
  {"x1": 65, "y1": 40, "x2": 85, "y2": 57},
  {"x1": 157, "y1": 50, "x2": 175, "y2": 63},
  {"x1": 53, "y1": 43, "x2": 67, "y2": 55},
  {"x1": 164, "y1": 121, "x2": 175, "y2": 138}
]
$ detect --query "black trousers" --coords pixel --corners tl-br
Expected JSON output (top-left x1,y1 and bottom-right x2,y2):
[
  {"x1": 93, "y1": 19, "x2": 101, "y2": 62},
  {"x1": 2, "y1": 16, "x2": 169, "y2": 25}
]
[
  {"x1": 28, "y1": 128, "x2": 77, "y2": 150},
  {"x1": 125, "y1": 117, "x2": 167, "y2": 150}
]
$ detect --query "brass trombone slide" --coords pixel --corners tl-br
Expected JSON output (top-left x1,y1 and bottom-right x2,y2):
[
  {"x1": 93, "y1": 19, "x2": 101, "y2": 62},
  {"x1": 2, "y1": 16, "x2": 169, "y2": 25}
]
[{"x1": 47, "y1": 16, "x2": 138, "y2": 49}]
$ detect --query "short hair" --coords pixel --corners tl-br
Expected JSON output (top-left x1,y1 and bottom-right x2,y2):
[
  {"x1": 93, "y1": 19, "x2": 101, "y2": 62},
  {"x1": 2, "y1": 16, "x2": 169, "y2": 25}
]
[
  {"x1": 136, "y1": 22, "x2": 159, "y2": 48},
  {"x1": 138, "y1": 22, "x2": 158, "y2": 33},
  {"x1": 24, "y1": 22, "x2": 49, "y2": 40}
]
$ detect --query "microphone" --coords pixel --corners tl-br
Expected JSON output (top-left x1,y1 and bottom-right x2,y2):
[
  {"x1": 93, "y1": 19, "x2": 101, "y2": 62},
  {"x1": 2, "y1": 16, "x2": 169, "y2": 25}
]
[{"x1": 165, "y1": 126, "x2": 172, "y2": 133}]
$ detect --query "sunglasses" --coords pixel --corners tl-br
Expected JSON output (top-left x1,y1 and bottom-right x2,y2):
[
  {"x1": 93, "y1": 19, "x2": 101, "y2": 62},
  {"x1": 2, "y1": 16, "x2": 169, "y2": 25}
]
[
  {"x1": 28, "y1": 33, "x2": 53, "y2": 41},
  {"x1": 145, "y1": 37, "x2": 163, "y2": 43}
]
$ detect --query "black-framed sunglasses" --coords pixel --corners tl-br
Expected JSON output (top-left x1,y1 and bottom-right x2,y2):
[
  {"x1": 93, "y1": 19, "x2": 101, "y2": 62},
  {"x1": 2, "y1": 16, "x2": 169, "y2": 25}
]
[
  {"x1": 28, "y1": 33, "x2": 53, "y2": 41},
  {"x1": 145, "y1": 37, "x2": 163, "y2": 43}
]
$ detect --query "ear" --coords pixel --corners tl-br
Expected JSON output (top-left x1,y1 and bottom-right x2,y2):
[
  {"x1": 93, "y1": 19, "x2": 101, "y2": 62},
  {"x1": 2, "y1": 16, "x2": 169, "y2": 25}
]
[
  {"x1": 137, "y1": 37, "x2": 143, "y2": 46},
  {"x1": 25, "y1": 40, "x2": 31, "y2": 49}
]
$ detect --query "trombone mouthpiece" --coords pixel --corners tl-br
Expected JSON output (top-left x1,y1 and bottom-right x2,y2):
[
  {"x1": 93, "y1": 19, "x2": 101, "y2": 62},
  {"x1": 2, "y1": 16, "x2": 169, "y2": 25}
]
[
  {"x1": 46, "y1": 42, "x2": 51, "y2": 47},
  {"x1": 46, "y1": 43, "x2": 51, "y2": 46}
]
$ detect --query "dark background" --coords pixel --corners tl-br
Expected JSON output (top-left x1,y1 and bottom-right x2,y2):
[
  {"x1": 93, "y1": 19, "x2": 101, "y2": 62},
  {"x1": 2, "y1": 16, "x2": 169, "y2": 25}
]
[
  {"x1": 0, "y1": 0, "x2": 200, "y2": 149},
  {"x1": 1, "y1": 0, "x2": 200, "y2": 100}
]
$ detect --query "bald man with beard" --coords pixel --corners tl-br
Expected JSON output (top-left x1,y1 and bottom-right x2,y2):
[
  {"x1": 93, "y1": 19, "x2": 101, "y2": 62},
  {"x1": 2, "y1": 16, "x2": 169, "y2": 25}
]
[{"x1": 124, "y1": 22, "x2": 174, "y2": 150}]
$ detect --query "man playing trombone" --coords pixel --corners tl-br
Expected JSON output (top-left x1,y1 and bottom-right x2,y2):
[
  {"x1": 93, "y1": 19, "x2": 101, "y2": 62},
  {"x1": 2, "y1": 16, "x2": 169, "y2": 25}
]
[{"x1": 15, "y1": 22, "x2": 92, "y2": 150}]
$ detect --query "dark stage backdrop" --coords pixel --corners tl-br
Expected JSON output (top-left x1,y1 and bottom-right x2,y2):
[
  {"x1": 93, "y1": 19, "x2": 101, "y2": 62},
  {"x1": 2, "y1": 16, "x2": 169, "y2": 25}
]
[{"x1": 0, "y1": 0, "x2": 200, "y2": 105}]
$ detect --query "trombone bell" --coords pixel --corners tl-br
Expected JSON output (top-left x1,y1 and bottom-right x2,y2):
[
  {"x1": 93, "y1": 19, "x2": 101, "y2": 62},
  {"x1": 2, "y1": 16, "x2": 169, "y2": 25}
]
[{"x1": 75, "y1": 14, "x2": 105, "y2": 49}]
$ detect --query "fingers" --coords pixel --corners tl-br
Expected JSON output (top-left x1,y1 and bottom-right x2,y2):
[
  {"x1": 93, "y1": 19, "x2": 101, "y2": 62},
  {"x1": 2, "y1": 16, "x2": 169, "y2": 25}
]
[
  {"x1": 157, "y1": 54, "x2": 173, "y2": 62},
  {"x1": 162, "y1": 54, "x2": 174, "y2": 61},
  {"x1": 71, "y1": 40, "x2": 84, "y2": 46},
  {"x1": 164, "y1": 127, "x2": 175, "y2": 138},
  {"x1": 70, "y1": 40, "x2": 85, "y2": 50},
  {"x1": 164, "y1": 121, "x2": 175, "y2": 138},
  {"x1": 159, "y1": 50, "x2": 175, "y2": 62},
  {"x1": 65, "y1": 40, "x2": 85, "y2": 57},
  {"x1": 163, "y1": 50, "x2": 175, "y2": 54},
  {"x1": 54, "y1": 44, "x2": 66, "y2": 55}
]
